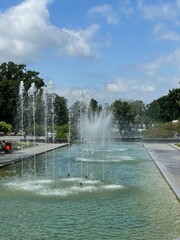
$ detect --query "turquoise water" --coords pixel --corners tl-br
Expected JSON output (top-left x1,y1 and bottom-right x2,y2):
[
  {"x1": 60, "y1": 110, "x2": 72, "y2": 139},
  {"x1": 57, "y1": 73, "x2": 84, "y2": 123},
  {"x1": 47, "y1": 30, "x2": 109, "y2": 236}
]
[{"x1": 0, "y1": 142, "x2": 180, "y2": 240}]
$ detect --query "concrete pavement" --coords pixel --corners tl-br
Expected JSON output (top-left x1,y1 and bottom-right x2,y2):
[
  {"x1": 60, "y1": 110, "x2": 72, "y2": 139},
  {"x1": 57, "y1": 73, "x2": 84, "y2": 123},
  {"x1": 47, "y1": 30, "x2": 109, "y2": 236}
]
[
  {"x1": 0, "y1": 143, "x2": 68, "y2": 168},
  {"x1": 144, "y1": 143, "x2": 180, "y2": 201}
]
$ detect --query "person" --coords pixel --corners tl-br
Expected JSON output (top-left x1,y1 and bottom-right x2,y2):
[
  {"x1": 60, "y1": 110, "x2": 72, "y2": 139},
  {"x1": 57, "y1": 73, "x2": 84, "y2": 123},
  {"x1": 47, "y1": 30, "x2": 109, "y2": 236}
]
[
  {"x1": 5, "y1": 141, "x2": 12, "y2": 153},
  {"x1": 47, "y1": 132, "x2": 53, "y2": 143},
  {"x1": 1, "y1": 140, "x2": 6, "y2": 151},
  {"x1": 174, "y1": 132, "x2": 180, "y2": 138},
  {"x1": 5, "y1": 144, "x2": 11, "y2": 152},
  {"x1": 1, "y1": 140, "x2": 12, "y2": 153}
]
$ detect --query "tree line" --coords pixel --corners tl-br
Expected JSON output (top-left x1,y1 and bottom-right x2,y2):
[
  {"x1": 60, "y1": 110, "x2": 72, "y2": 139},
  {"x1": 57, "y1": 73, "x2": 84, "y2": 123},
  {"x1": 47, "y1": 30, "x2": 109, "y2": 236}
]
[{"x1": 0, "y1": 61, "x2": 179, "y2": 138}]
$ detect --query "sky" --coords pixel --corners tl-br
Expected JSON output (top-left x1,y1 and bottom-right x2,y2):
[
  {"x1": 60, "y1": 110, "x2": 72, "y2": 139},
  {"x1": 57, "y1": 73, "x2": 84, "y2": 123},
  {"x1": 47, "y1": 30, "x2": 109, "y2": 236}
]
[{"x1": 0, "y1": 0, "x2": 180, "y2": 105}]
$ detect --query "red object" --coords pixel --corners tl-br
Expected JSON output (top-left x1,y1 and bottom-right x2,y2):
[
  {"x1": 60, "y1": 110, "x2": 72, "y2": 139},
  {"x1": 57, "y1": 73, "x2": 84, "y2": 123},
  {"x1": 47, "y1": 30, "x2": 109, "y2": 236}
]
[{"x1": 5, "y1": 145, "x2": 11, "y2": 151}]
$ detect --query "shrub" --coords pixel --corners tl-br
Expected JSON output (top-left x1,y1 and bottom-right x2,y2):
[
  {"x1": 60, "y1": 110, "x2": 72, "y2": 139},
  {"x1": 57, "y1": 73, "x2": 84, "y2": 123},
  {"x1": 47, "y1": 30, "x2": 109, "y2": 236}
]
[
  {"x1": 26, "y1": 124, "x2": 44, "y2": 136},
  {"x1": 0, "y1": 121, "x2": 12, "y2": 134},
  {"x1": 144, "y1": 121, "x2": 180, "y2": 138},
  {"x1": 56, "y1": 125, "x2": 69, "y2": 140}
]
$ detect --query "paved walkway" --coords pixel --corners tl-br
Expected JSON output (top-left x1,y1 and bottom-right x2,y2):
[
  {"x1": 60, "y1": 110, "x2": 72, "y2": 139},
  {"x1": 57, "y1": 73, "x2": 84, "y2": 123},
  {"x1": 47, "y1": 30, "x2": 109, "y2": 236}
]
[
  {"x1": 0, "y1": 143, "x2": 68, "y2": 168},
  {"x1": 144, "y1": 143, "x2": 180, "y2": 201}
]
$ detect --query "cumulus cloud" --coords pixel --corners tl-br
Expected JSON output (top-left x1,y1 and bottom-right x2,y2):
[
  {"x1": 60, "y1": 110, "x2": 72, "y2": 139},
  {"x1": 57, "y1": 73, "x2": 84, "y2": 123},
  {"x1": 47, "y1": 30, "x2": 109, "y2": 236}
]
[
  {"x1": 132, "y1": 84, "x2": 154, "y2": 93},
  {"x1": 0, "y1": 0, "x2": 99, "y2": 63},
  {"x1": 55, "y1": 86, "x2": 98, "y2": 106},
  {"x1": 138, "y1": 48, "x2": 180, "y2": 76},
  {"x1": 119, "y1": 0, "x2": 134, "y2": 16},
  {"x1": 153, "y1": 23, "x2": 180, "y2": 41},
  {"x1": 104, "y1": 77, "x2": 155, "y2": 100},
  {"x1": 135, "y1": 1, "x2": 180, "y2": 43},
  {"x1": 58, "y1": 24, "x2": 100, "y2": 58},
  {"x1": 105, "y1": 79, "x2": 126, "y2": 93},
  {"x1": 137, "y1": 0, "x2": 178, "y2": 20},
  {"x1": 88, "y1": 4, "x2": 119, "y2": 25}
]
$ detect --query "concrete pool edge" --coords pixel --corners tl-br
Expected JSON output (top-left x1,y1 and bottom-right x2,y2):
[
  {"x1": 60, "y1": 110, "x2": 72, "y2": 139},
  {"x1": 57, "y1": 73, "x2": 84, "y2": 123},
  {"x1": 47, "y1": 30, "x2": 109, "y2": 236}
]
[
  {"x1": 0, "y1": 143, "x2": 68, "y2": 168},
  {"x1": 144, "y1": 143, "x2": 180, "y2": 202}
]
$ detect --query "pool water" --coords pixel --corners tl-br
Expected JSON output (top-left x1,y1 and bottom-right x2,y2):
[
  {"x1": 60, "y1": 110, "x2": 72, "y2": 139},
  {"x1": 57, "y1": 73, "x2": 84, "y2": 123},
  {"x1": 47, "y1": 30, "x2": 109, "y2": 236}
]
[{"x1": 0, "y1": 142, "x2": 179, "y2": 240}]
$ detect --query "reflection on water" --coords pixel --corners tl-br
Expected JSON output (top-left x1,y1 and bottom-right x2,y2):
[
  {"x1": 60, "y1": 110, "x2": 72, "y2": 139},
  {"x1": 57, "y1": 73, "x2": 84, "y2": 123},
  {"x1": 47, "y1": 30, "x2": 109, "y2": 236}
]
[{"x1": 0, "y1": 142, "x2": 180, "y2": 240}]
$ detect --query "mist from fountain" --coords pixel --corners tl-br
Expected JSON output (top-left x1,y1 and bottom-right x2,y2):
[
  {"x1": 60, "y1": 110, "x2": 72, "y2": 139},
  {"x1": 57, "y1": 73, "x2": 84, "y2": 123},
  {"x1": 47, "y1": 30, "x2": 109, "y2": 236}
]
[
  {"x1": 28, "y1": 82, "x2": 37, "y2": 179},
  {"x1": 82, "y1": 110, "x2": 112, "y2": 154},
  {"x1": 19, "y1": 81, "x2": 25, "y2": 176},
  {"x1": 19, "y1": 81, "x2": 25, "y2": 136},
  {"x1": 42, "y1": 86, "x2": 48, "y2": 144},
  {"x1": 28, "y1": 82, "x2": 37, "y2": 145},
  {"x1": 17, "y1": 84, "x2": 120, "y2": 193},
  {"x1": 77, "y1": 102, "x2": 113, "y2": 182}
]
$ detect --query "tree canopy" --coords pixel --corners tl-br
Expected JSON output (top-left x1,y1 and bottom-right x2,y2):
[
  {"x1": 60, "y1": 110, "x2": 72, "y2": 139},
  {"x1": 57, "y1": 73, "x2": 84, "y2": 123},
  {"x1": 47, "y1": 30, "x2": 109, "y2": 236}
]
[
  {"x1": 0, "y1": 61, "x2": 179, "y2": 137},
  {"x1": 0, "y1": 61, "x2": 45, "y2": 127},
  {"x1": 146, "y1": 88, "x2": 180, "y2": 123}
]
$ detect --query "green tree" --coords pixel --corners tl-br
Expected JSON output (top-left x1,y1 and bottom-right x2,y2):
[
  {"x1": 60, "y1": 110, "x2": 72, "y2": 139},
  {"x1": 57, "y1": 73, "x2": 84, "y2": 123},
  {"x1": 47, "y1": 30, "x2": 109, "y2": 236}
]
[
  {"x1": 146, "y1": 88, "x2": 180, "y2": 123},
  {"x1": 165, "y1": 88, "x2": 180, "y2": 120},
  {"x1": 54, "y1": 94, "x2": 69, "y2": 126},
  {"x1": 110, "y1": 100, "x2": 134, "y2": 134},
  {"x1": 0, "y1": 61, "x2": 45, "y2": 128},
  {"x1": 88, "y1": 98, "x2": 102, "y2": 117},
  {"x1": 70, "y1": 100, "x2": 86, "y2": 126},
  {"x1": 129, "y1": 100, "x2": 146, "y2": 125},
  {"x1": 146, "y1": 100, "x2": 161, "y2": 123}
]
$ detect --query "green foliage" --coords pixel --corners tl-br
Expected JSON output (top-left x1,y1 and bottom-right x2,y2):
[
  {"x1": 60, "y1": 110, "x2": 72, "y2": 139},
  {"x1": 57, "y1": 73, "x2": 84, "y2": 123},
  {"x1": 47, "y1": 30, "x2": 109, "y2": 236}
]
[
  {"x1": 55, "y1": 124, "x2": 77, "y2": 141},
  {"x1": 56, "y1": 125, "x2": 69, "y2": 140},
  {"x1": 144, "y1": 122, "x2": 180, "y2": 138},
  {"x1": 0, "y1": 61, "x2": 45, "y2": 127},
  {"x1": 13, "y1": 141, "x2": 34, "y2": 150},
  {"x1": 54, "y1": 94, "x2": 69, "y2": 126},
  {"x1": 69, "y1": 101, "x2": 81, "y2": 126},
  {"x1": 0, "y1": 121, "x2": 12, "y2": 133},
  {"x1": 0, "y1": 60, "x2": 179, "y2": 136},
  {"x1": 146, "y1": 88, "x2": 180, "y2": 123},
  {"x1": 110, "y1": 100, "x2": 135, "y2": 132},
  {"x1": 26, "y1": 124, "x2": 44, "y2": 136},
  {"x1": 88, "y1": 98, "x2": 102, "y2": 117}
]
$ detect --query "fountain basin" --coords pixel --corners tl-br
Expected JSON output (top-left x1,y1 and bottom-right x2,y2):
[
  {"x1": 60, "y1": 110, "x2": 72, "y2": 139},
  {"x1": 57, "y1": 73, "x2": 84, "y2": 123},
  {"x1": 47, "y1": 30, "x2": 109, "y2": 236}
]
[{"x1": 0, "y1": 142, "x2": 179, "y2": 240}]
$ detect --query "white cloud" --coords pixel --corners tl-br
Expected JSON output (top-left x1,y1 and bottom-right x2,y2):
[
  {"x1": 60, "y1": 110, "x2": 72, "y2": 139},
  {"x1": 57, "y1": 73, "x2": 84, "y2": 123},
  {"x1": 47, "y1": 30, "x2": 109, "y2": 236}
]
[
  {"x1": 105, "y1": 78, "x2": 126, "y2": 93},
  {"x1": 153, "y1": 23, "x2": 180, "y2": 41},
  {"x1": 105, "y1": 77, "x2": 155, "y2": 97},
  {"x1": 102, "y1": 77, "x2": 157, "y2": 103},
  {"x1": 55, "y1": 86, "x2": 95, "y2": 106},
  {"x1": 160, "y1": 30, "x2": 180, "y2": 41},
  {"x1": 58, "y1": 25, "x2": 100, "y2": 58},
  {"x1": 137, "y1": 0, "x2": 178, "y2": 20},
  {"x1": 132, "y1": 84, "x2": 154, "y2": 93},
  {"x1": 119, "y1": 0, "x2": 134, "y2": 16},
  {"x1": 88, "y1": 4, "x2": 119, "y2": 25},
  {"x1": 0, "y1": 0, "x2": 99, "y2": 63},
  {"x1": 137, "y1": 1, "x2": 180, "y2": 42},
  {"x1": 138, "y1": 48, "x2": 180, "y2": 76}
]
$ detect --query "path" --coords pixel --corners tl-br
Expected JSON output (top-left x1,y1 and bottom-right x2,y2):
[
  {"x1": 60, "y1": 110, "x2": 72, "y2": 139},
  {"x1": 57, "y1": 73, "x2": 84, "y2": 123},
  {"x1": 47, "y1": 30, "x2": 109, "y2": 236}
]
[{"x1": 0, "y1": 143, "x2": 68, "y2": 168}]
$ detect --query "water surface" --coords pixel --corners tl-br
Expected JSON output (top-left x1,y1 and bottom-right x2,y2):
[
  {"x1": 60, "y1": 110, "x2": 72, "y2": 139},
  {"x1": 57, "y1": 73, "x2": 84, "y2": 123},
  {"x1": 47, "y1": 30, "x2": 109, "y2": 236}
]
[{"x1": 0, "y1": 142, "x2": 179, "y2": 240}]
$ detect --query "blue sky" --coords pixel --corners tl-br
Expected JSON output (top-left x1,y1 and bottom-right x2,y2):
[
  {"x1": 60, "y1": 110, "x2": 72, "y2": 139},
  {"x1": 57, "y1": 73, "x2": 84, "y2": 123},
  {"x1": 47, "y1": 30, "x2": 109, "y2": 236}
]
[{"x1": 0, "y1": 0, "x2": 180, "y2": 105}]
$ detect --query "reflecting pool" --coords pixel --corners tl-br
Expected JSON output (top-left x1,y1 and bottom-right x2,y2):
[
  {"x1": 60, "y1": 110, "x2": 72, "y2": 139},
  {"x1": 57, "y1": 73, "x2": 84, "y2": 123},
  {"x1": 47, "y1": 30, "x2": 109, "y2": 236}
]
[{"x1": 0, "y1": 142, "x2": 180, "y2": 240}]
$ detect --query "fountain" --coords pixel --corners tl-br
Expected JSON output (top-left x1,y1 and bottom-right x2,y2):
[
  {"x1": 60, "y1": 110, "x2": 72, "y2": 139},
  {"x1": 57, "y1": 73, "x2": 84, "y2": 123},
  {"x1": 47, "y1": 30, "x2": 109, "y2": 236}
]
[
  {"x1": 19, "y1": 81, "x2": 25, "y2": 137},
  {"x1": 0, "y1": 86, "x2": 180, "y2": 239},
  {"x1": 42, "y1": 86, "x2": 48, "y2": 144},
  {"x1": 28, "y1": 82, "x2": 37, "y2": 144},
  {"x1": 0, "y1": 141, "x2": 180, "y2": 239},
  {"x1": 19, "y1": 81, "x2": 25, "y2": 176},
  {"x1": 77, "y1": 104, "x2": 113, "y2": 182}
]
